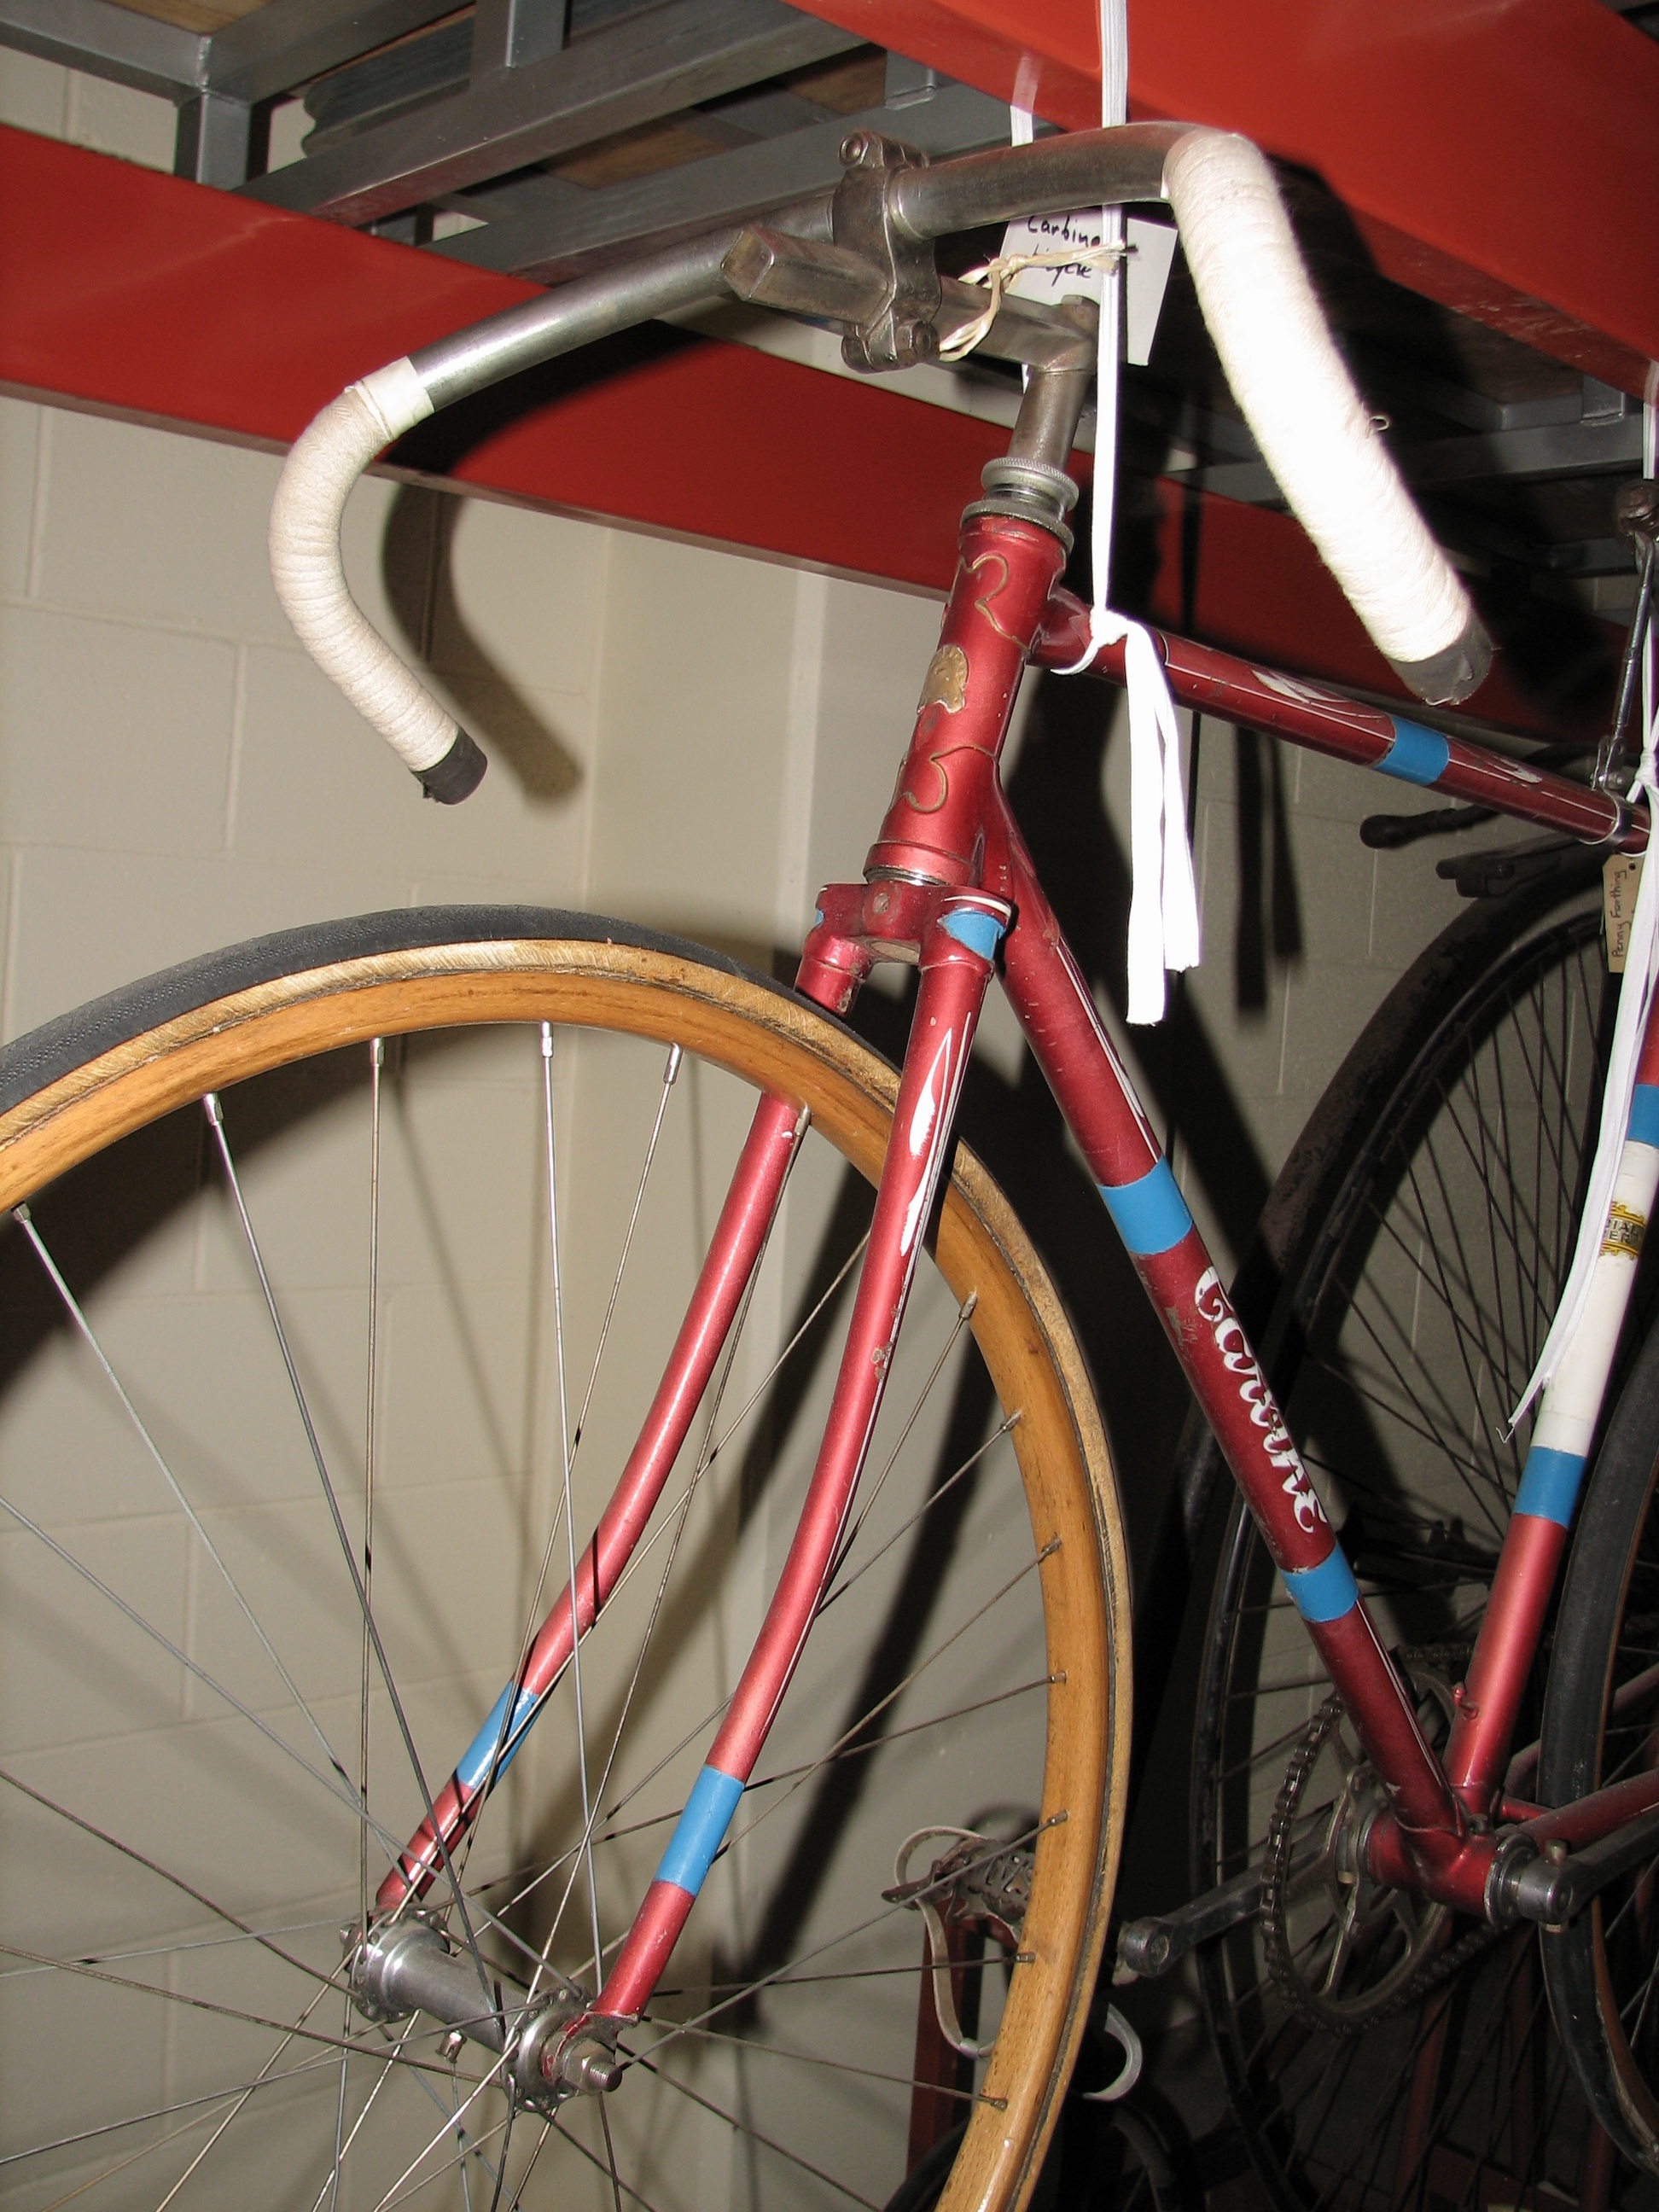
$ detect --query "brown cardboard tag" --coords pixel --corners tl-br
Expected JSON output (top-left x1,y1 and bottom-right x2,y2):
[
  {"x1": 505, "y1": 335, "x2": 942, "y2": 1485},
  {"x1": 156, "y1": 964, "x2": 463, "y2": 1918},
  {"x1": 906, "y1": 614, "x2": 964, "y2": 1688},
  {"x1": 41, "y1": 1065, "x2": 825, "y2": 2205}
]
[{"x1": 1606, "y1": 854, "x2": 1644, "y2": 974}]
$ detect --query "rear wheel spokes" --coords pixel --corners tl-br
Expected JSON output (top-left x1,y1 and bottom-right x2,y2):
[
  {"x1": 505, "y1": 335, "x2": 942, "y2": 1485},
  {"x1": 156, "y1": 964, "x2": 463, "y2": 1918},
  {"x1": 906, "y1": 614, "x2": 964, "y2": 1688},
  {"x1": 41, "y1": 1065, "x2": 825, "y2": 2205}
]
[{"x1": 1196, "y1": 907, "x2": 1610, "y2": 2212}]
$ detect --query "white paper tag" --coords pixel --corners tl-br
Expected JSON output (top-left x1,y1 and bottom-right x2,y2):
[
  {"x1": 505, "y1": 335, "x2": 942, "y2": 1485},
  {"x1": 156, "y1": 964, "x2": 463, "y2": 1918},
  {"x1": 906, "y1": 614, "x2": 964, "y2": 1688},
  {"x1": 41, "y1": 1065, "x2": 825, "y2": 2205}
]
[
  {"x1": 1607, "y1": 853, "x2": 1644, "y2": 974},
  {"x1": 998, "y1": 211, "x2": 1177, "y2": 367}
]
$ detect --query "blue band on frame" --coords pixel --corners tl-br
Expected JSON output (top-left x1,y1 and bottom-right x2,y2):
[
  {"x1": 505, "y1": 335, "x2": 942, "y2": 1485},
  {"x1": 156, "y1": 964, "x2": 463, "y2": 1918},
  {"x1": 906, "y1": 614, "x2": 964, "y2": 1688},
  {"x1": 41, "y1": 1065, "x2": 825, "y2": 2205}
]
[
  {"x1": 940, "y1": 908, "x2": 1006, "y2": 963},
  {"x1": 1630, "y1": 1085, "x2": 1659, "y2": 1150},
  {"x1": 1378, "y1": 720, "x2": 1451, "y2": 788},
  {"x1": 1283, "y1": 1547, "x2": 1359, "y2": 1623},
  {"x1": 455, "y1": 1682, "x2": 540, "y2": 1795},
  {"x1": 1514, "y1": 1445, "x2": 1586, "y2": 1528},
  {"x1": 655, "y1": 1765, "x2": 744, "y2": 1897},
  {"x1": 1099, "y1": 1159, "x2": 1193, "y2": 1257}
]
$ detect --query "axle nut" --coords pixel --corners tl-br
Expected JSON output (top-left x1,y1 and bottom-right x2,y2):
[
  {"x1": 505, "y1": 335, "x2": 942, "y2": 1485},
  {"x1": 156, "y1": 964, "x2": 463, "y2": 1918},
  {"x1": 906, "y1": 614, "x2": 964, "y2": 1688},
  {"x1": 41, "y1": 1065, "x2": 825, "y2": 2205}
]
[{"x1": 557, "y1": 2035, "x2": 622, "y2": 2097}]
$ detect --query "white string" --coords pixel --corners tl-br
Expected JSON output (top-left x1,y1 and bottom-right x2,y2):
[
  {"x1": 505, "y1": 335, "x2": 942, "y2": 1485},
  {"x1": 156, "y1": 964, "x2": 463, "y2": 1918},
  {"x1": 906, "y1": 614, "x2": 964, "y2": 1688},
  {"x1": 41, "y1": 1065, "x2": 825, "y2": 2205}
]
[
  {"x1": 1511, "y1": 387, "x2": 1659, "y2": 1426},
  {"x1": 940, "y1": 242, "x2": 1128, "y2": 363},
  {"x1": 1051, "y1": 0, "x2": 1199, "y2": 1025}
]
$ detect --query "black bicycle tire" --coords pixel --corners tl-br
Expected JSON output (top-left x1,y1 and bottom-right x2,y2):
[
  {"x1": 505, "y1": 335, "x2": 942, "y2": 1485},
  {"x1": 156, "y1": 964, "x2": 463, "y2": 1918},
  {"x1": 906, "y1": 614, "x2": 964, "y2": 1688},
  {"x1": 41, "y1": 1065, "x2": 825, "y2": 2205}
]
[
  {"x1": 1540, "y1": 1314, "x2": 1659, "y2": 2169},
  {"x1": 1190, "y1": 859, "x2": 1613, "y2": 2212}
]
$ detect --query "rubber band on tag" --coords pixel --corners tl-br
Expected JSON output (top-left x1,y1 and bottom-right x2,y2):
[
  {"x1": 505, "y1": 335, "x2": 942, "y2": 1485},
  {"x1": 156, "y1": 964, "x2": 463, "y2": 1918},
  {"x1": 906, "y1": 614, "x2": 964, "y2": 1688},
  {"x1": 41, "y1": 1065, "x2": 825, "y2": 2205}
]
[{"x1": 940, "y1": 242, "x2": 1130, "y2": 362}]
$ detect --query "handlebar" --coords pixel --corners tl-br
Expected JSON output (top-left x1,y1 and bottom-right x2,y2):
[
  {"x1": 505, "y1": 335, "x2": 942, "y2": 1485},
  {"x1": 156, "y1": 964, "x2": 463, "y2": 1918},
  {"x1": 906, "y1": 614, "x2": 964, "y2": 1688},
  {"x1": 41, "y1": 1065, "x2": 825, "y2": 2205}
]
[{"x1": 269, "y1": 122, "x2": 1491, "y2": 802}]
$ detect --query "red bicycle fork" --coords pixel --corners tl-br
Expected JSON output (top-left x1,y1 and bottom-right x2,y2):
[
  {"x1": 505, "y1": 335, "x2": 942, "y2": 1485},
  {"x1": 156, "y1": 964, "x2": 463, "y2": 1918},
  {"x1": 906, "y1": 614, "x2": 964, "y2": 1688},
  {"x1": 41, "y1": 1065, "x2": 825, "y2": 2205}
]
[{"x1": 592, "y1": 892, "x2": 1010, "y2": 2023}]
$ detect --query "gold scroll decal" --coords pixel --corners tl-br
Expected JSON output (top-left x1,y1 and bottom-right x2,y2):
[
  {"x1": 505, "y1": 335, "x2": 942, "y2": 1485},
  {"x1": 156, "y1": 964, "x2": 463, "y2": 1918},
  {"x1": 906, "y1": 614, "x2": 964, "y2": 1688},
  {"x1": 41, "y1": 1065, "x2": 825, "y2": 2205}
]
[
  {"x1": 917, "y1": 643, "x2": 968, "y2": 714},
  {"x1": 1603, "y1": 1201, "x2": 1647, "y2": 1260}
]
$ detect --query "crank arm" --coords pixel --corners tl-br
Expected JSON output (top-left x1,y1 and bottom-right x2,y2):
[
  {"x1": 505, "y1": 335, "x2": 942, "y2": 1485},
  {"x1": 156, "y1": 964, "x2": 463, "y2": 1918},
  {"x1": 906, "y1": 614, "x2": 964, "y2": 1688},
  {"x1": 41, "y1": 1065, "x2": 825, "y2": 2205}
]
[{"x1": 1115, "y1": 1840, "x2": 1323, "y2": 1978}]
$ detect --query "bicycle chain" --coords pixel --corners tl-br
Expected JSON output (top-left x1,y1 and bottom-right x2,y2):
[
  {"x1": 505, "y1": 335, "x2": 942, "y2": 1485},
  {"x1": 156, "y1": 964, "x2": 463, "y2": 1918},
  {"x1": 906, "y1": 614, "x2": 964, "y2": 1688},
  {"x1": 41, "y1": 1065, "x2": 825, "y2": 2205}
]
[{"x1": 1260, "y1": 1650, "x2": 1499, "y2": 2037}]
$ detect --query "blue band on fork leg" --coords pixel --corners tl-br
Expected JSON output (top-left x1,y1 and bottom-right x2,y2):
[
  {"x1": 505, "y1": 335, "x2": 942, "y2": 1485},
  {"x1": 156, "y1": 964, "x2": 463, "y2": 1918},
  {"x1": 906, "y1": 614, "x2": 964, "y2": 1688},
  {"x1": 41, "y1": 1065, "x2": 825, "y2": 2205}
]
[
  {"x1": 939, "y1": 908, "x2": 1008, "y2": 962},
  {"x1": 655, "y1": 1766, "x2": 745, "y2": 1899}
]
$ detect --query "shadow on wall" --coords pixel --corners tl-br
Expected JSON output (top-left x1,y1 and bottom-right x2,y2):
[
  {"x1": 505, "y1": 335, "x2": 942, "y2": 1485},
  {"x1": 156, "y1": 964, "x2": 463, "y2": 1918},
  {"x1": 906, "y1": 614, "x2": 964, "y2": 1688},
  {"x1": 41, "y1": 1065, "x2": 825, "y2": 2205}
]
[{"x1": 380, "y1": 482, "x2": 583, "y2": 805}]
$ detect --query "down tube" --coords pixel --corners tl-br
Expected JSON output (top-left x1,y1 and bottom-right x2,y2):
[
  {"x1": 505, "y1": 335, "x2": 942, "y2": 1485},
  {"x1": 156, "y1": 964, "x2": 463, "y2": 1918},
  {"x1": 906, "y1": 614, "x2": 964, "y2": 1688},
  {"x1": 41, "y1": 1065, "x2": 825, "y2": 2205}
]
[{"x1": 998, "y1": 860, "x2": 1461, "y2": 1842}]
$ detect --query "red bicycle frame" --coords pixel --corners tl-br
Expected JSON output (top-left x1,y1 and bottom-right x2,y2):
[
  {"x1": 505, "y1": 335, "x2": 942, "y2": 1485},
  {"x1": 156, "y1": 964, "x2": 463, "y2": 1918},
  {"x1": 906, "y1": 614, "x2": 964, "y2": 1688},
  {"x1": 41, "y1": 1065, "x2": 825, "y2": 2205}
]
[{"x1": 376, "y1": 434, "x2": 1658, "y2": 2089}]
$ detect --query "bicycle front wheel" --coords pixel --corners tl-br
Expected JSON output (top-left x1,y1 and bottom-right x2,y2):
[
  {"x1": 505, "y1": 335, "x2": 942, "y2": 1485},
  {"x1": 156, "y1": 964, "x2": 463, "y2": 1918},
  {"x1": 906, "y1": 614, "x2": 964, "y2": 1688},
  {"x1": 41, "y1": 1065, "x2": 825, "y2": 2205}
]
[{"x1": 0, "y1": 910, "x2": 1129, "y2": 2212}]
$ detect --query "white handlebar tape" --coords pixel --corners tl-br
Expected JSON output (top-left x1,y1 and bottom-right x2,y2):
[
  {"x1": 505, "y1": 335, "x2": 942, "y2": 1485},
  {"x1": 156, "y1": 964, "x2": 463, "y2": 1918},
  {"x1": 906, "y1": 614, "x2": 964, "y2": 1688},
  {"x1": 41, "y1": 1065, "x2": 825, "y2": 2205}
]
[
  {"x1": 1164, "y1": 131, "x2": 1490, "y2": 705},
  {"x1": 269, "y1": 357, "x2": 486, "y2": 801}
]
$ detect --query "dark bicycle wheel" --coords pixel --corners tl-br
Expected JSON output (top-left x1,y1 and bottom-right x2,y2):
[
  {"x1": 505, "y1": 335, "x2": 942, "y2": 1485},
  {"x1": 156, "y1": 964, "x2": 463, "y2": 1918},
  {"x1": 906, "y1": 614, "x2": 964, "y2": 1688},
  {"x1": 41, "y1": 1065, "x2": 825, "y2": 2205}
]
[
  {"x1": 1192, "y1": 872, "x2": 1644, "y2": 2212},
  {"x1": 1541, "y1": 1314, "x2": 1659, "y2": 2174}
]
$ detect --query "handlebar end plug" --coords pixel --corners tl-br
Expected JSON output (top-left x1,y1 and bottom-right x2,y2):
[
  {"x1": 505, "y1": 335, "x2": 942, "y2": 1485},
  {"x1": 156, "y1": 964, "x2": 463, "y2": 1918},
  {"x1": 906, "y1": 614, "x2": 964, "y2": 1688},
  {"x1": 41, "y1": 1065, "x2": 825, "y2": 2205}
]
[
  {"x1": 416, "y1": 728, "x2": 487, "y2": 805},
  {"x1": 1388, "y1": 617, "x2": 1493, "y2": 708}
]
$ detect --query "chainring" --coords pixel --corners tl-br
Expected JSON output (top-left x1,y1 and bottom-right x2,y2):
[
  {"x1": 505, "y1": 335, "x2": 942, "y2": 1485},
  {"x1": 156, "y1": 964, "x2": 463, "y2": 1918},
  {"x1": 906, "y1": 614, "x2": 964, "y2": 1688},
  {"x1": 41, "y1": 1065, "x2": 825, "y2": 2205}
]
[{"x1": 1259, "y1": 1655, "x2": 1492, "y2": 2034}]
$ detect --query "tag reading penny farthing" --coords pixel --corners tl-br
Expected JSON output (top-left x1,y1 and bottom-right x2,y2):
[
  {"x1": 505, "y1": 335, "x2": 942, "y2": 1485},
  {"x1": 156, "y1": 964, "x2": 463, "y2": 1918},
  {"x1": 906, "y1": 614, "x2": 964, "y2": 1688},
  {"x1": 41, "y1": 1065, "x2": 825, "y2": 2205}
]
[{"x1": 1604, "y1": 853, "x2": 1643, "y2": 974}]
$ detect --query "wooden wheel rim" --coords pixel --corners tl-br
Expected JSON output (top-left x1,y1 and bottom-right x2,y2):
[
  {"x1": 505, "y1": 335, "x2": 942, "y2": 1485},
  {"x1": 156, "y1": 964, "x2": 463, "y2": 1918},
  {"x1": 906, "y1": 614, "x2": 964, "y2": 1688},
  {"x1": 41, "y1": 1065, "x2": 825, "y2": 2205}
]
[{"x1": 0, "y1": 931, "x2": 1131, "y2": 2212}]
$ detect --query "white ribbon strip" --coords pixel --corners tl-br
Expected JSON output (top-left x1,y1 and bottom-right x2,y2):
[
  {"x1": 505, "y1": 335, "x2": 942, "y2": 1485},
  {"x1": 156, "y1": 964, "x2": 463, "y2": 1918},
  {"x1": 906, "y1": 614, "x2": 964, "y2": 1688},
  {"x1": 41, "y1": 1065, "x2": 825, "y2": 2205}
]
[
  {"x1": 1511, "y1": 738, "x2": 1657, "y2": 1426},
  {"x1": 1048, "y1": 0, "x2": 1200, "y2": 1026},
  {"x1": 1513, "y1": 720, "x2": 1658, "y2": 1428},
  {"x1": 1060, "y1": 613, "x2": 1200, "y2": 1022},
  {"x1": 1646, "y1": 381, "x2": 1656, "y2": 741},
  {"x1": 1512, "y1": 396, "x2": 1659, "y2": 1425}
]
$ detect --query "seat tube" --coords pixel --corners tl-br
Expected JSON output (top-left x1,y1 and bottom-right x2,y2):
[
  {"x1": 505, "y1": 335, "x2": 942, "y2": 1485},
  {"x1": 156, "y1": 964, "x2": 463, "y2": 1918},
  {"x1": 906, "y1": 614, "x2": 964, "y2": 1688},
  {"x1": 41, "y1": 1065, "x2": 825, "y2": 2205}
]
[
  {"x1": 590, "y1": 892, "x2": 1010, "y2": 2027},
  {"x1": 1444, "y1": 993, "x2": 1659, "y2": 1816}
]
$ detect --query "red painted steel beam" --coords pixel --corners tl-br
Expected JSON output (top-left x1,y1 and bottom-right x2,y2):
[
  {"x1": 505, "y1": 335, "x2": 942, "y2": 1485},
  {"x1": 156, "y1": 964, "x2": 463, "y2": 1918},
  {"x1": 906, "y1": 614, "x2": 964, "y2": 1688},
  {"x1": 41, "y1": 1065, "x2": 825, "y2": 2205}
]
[
  {"x1": 0, "y1": 126, "x2": 1615, "y2": 736},
  {"x1": 786, "y1": 0, "x2": 1659, "y2": 396},
  {"x1": 0, "y1": 125, "x2": 992, "y2": 588}
]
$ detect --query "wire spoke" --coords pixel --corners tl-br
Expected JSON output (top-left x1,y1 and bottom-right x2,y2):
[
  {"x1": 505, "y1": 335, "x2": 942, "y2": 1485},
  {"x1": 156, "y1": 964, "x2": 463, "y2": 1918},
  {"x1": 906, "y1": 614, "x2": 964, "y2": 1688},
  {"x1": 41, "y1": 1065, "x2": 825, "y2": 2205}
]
[
  {"x1": 13, "y1": 1202, "x2": 355, "y2": 1793},
  {"x1": 665, "y1": 2017, "x2": 998, "y2": 2101},
  {"x1": 0, "y1": 1487, "x2": 390, "y2": 1838},
  {"x1": 626, "y1": 2050, "x2": 882, "y2": 2210},
  {"x1": 0, "y1": 1764, "x2": 341, "y2": 1998},
  {"x1": 154, "y1": 1977, "x2": 340, "y2": 2212},
  {"x1": 541, "y1": 1023, "x2": 604, "y2": 1994},
  {"x1": 0, "y1": 1936, "x2": 478, "y2": 2081},
  {"x1": 369, "y1": 2052, "x2": 508, "y2": 2212},
  {"x1": 727, "y1": 1540, "x2": 1054, "y2": 1856},
  {"x1": 308, "y1": 2017, "x2": 421, "y2": 2212},
  {"x1": 361, "y1": 1037, "x2": 383, "y2": 1947},
  {"x1": 821, "y1": 1413, "x2": 1020, "y2": 1614},
  {"x1": 203, "y1": 1091, "x2": 492, "y2": 2013},
  {"x1": 0, "y1": 2045, "x2": 353, "y2": 2174}
]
